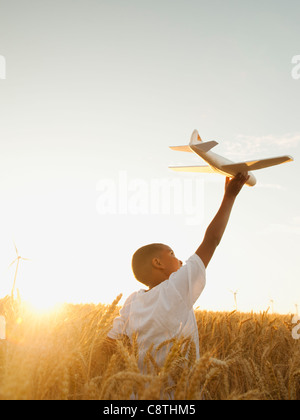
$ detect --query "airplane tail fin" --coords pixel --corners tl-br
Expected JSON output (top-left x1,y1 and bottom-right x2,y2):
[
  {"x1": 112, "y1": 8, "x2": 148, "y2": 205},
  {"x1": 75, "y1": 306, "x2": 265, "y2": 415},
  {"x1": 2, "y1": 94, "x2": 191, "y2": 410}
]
[
  {"x1": 170, "y1": 129, "x2": 218, "y2": 153},
  {"x1": 189, "y1": 129, "x2": 203, "y2": 146}
]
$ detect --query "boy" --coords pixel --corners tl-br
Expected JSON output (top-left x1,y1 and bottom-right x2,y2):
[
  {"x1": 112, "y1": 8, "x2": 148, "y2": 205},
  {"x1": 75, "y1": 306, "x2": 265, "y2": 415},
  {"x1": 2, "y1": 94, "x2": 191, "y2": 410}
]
[{"x1": 107, "y1": 173, "x2": 249, "y2": 372}]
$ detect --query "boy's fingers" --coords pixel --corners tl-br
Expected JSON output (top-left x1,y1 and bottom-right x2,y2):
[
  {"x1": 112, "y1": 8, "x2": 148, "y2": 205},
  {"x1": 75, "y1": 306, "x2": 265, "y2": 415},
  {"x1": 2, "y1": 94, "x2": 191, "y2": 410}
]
[
  {"x1": 228, "y1": 172, "x2": 249, "y2": 188},
  {"x1": 225, "y1": 177, "x2": 230, "y2": 191},
  {"x1": 242, "y1": 171, "x2": 249, "y2": 179},
  {"x1": 236, "y1": 171, "x2": 247, "y2": 177},
  {"x1": 237, "y1": 172, "x2": 249, "y2": 182}
]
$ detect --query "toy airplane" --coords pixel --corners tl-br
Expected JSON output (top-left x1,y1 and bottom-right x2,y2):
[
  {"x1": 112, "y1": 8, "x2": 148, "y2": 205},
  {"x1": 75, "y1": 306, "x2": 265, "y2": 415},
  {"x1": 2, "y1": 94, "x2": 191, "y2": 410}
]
[{"x1": 169, "y1": 129, "x2": 294, "y2": 186}]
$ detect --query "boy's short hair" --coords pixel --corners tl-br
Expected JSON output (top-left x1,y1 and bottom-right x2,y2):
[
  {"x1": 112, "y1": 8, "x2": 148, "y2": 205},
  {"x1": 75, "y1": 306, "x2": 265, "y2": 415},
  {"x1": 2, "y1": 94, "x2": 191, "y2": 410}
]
[{"x1": 131, "y1": 243, "x2": 166, "y2": 286}]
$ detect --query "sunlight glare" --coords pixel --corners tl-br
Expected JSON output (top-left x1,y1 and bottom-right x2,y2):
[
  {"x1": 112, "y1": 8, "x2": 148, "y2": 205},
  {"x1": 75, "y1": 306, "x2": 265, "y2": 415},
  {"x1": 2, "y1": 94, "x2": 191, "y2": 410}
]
[{"x1": 22, "y1": 293, "x2": 64, "y2": 316}]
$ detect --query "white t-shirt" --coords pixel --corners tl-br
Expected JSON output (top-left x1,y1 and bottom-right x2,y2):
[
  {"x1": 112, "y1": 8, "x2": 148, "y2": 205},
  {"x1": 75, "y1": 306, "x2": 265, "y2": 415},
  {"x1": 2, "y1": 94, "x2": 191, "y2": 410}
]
[{"x1": 107, "y1": 254, "x2": 206, "y2": 372}]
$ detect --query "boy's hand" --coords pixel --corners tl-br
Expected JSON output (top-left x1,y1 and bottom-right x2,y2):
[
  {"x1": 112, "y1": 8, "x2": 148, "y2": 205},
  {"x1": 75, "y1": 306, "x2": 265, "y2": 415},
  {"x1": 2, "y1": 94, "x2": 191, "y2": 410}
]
[{"x1": 225, "y1": 172, "x2": 249, "y2": 198}]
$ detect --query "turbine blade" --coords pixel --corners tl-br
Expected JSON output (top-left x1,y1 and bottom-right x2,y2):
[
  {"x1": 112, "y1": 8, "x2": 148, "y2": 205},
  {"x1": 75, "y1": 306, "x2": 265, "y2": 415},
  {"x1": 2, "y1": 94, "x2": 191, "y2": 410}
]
[
  {"x1": 13, "y1": 241, "x2": 19, "y2": 256},
  {"x1": 8, "y1": 258, "x2": 18, "y2": 268}
]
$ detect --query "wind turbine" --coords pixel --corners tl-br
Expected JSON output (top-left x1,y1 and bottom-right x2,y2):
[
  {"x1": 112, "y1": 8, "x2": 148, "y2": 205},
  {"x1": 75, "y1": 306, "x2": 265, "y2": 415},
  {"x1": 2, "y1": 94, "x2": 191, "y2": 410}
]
[
  {"x1": 8, "y1": 243, "x2": 30, "y2": 300},
  {"x1": 230, "y1": 290, "x2": 239, "y2": 311}
]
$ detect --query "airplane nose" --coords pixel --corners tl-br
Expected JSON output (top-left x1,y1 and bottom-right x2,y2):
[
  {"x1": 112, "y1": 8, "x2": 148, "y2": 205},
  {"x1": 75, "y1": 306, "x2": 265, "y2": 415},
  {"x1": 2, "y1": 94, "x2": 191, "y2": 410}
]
[{"x1": 247, "y1": 173, "x2": 257, "y2": 186}]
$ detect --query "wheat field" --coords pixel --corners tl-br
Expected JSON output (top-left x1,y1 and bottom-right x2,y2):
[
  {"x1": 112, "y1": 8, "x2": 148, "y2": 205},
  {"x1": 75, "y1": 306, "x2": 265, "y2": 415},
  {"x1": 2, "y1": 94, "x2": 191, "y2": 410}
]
[{"x1": 0, "y1": 294, "x2": 299, "y2": 400}]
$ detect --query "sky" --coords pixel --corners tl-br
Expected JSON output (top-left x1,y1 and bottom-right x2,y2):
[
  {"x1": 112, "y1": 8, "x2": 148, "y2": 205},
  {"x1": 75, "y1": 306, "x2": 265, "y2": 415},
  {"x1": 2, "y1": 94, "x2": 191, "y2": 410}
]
[{"x1": 0, "y1": 0, "x2": 299, "y2": 314}]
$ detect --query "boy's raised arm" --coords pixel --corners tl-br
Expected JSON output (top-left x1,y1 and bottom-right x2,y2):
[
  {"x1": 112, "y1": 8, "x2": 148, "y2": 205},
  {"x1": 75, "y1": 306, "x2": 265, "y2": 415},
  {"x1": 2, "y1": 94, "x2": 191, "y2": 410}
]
[{"x1": 196, "y1": 173, "x2": 249, "y2": 268}]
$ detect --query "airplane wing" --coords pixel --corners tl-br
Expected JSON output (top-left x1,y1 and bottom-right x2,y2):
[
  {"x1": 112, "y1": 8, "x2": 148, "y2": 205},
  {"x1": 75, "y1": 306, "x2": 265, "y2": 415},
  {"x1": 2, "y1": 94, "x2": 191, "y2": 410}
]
[
  {"x1": 169, "y1": 145, "x2": 192, "y2": 152},
  {"x1": 222, "y1": 155, "x2": 293, "y2": 172},
  {"x1": 169, "y1": 165, "x2": 217, "y2": 173}
]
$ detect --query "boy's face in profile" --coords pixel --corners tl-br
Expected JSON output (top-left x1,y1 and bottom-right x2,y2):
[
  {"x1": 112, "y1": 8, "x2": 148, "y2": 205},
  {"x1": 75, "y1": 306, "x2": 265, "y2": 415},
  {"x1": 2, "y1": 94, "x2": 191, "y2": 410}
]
[{"x1": 158, "y1": 245, "x2": 183, "y2": 278}]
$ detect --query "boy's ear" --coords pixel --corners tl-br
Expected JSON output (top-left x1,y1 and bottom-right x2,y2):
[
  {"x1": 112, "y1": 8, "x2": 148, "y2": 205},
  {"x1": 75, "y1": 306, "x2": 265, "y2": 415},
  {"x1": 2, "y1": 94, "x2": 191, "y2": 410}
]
[{"x1": 152, "y1": 257, "x2": 163, "y2": 269}]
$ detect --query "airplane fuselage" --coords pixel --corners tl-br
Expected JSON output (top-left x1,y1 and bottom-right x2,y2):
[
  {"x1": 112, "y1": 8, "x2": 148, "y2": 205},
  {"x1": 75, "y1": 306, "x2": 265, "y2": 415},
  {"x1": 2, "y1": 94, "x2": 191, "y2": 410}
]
[{"x1": 190, "y1": 145, "x2": 257, "y2": 186}]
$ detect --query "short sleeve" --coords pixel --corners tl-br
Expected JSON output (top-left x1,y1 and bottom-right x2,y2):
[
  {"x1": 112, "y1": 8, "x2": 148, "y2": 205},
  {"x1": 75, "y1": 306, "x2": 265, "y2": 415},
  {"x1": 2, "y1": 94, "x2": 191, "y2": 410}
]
[{"x1": 167, "y1": 254, "x2": 206, "y2": 310}]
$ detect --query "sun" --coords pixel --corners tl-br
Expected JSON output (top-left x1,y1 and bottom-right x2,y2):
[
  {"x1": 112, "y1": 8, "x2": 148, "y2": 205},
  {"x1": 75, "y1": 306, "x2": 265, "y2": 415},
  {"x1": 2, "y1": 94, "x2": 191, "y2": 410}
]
[
  {"x1": 26, "y1": 298, "x2": 62, "y2": 315},
  {"x1": 20, "y1": 289, "x2": 65, "y2": 316}
]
